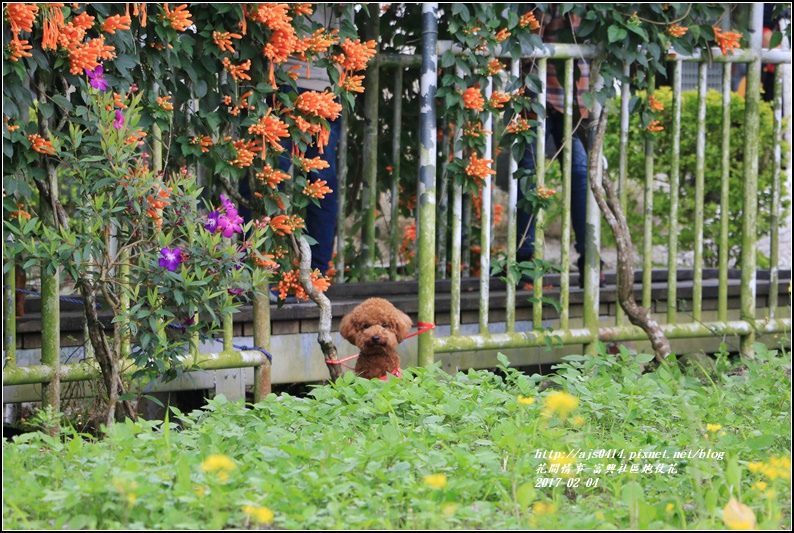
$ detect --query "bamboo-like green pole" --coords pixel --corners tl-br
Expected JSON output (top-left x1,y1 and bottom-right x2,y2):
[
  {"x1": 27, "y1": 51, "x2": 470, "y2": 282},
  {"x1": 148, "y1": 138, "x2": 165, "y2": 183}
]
[
  {"x1": 692, "y1": 62, "x2": 708, "y2": 323},
  {"x1": 642, "y1": 77, "x2": 655, "y2": 311},
  {"x1": 335, "y1": 108, "x2": 348, "y2": 283},
  {"x1": 617, "y1": 62, "x2": 631, "y2": 326},
  {"x1": 389, "y1": 65, "x2": 404, "y2": 281},
  {"x1": 668, "y1": 61, "x2": 682, "y2": 325},
  {"x1": 252, "y1": 288, "x2": 271, "y2": 401},
  {"x1": 361, "y1": 14, "x2": 381, "y2": 282},
  {"x1": 416, "y1": 3, "x2": 438, "y2": 367},
  {"x1": 437, "y1": 119, "x2": 451, "y2": 280},
  {"x1": 718, "y1": 63, "x2": 732, "y2": 322},
  {"x1": 559, "y1": 58, "x2": 574, "y2": 331},
  {"x1": 768, "y1": 67, "x2": 783, "y2": 318},
  {"x1": 479, "y1": 78, "x2": 493, "y2": 334},
  {"x1": 450, "y1": 183, "x2": 462, "y2": 337},
  {"x1": 223, "y1": 312, "x2": 234, "y2": 354},
  {"x1": 40, "y1": 264, "x2": 60, "y2": 413},
  {"x1": 506, "y1": 59, "x2": 520, "y2": 333},
  {"x1": 4, "y1": 262, "x2": 16, "y2": 368},
  {"x1": 739, "y1": 3, "x2": 764, "y2": 358},
  {"x1": 583, "y1": 68, "x2": 603, "y2": 356},
  {"x1": 532, "y1": 59, "x2": 547, "y2": 330}
]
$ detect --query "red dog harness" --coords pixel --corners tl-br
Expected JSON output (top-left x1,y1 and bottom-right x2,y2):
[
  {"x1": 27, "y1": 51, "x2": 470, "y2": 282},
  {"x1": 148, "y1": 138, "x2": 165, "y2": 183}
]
[{"x1": 327, "y1": 322, "x2": 435, "y2": 379}]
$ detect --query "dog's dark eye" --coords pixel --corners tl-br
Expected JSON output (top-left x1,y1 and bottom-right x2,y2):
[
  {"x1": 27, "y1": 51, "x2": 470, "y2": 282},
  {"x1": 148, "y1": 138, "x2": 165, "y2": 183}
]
[
  {"x1": 382, "y1": 322, "x2": 388, "y2": 328},
  {"x1": 363, "y1": 323, "x2": 370, "y2": 329}
]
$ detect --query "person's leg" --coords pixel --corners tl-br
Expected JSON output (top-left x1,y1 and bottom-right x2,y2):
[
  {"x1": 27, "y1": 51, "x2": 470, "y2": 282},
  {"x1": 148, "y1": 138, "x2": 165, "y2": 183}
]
[
  {"x1": 302, "y1": 117, "x2": 340, "y2": 275},
  {"x1": 516, "y1": 136, "x2": 538, "y2": 261}
]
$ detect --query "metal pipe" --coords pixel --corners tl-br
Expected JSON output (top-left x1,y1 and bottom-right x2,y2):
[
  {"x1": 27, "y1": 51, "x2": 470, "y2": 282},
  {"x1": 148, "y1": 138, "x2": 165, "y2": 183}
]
[
  {"x1": 416, "y1": 3, "x2": 438, "y2": 367},
  {"x1": 361, "y1": 13, "x2": 381, "y2": 281},
  {"x1": 532, "y1": 58, "x2": 548, "y2": 330},
  {"x1": 718, "y1": 62, "x2": 732, "y2": 322},
  {"x1": 692, "y1": 61, "x2": 708, "y2": 322},
  {"x1": 389, "y1": 65, "x2": 404, "y2": 281},
  {"x1": 667, "y1": 61, "x2": 682, "y2": 324}
]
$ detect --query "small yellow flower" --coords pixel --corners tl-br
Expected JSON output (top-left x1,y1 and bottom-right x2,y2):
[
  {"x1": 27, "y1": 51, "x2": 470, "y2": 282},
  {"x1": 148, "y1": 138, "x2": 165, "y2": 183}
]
[
  {"x1": 243, "y1": 505, "x2": 275, "y2": 524},
  {"x1": 543, "y1": 391, "x2": 579, "y2": 419},
  {"x1": 747, "y1": 461, "x2": 763, "y2": 474},
  {"x1": 751, "y1": 481, "x2": 768, "y2": 491},
  {"x1": 571, "y1": 415, "x2": 585, "y2": 427},
  {"x1": 517, "y1": 395, "x2": 535, "y2": 405},
  {"x1": 706, "y1": 423, "x2": 722, "y2": 433},
  {"x1": 665, "y1": 502, "x2": 675, "y2": 513},
  {"x1": 532, "y1": 501, "x2": 557, "y2": 515},
  {"x1": 722, "y1": 497, "x2": 756, "y2": 530},
  {"x1": 423, "y1": 474, "x2": 447, "y2": 489},
  {"x1": 720, "y1": 431, "x2": 727, "y2": 437},
  {"x1": 201, "y1": 454, "x2": 236, "y2": 481}
]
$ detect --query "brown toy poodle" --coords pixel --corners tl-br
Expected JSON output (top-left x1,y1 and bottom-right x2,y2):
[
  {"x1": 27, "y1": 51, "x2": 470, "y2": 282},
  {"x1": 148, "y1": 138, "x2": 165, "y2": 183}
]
[{"x1": 338, "y1": 298, "x2": 413, "y2": 380}]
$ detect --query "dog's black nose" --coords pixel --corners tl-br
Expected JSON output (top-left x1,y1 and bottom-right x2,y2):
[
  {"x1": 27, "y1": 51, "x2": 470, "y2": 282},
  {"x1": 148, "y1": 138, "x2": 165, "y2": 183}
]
[{"x1": 371, "y1": 335, "x2": 381, "y2": 343}]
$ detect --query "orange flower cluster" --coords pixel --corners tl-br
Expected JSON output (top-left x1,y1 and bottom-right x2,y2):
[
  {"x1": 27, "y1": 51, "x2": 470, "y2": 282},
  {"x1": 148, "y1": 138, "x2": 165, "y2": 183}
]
[
  {"x1": 303, "y1": 28, "x2": 339, "y2": 55},
  {"x1": 536, "y1": 186, "x2": 556, "y2": 200},
  {"x1": 146, "y1": 186, "x2": 172, "y2": 229},
  {"x1": 58, "y1": 12, "x2": 95, "y2": 48},
  {"x1": 40, "y1": 4, "x2": 65, "y2": 50},
  {"x1": 124, "y1": 129, "x2": 146, "y2": 146},
  {"x1": 298, "y1": 156, "x2": 330, "y2": 173},
  {"x1": 713, "y1": 26, "x2": 742, "y2": 56},
  {"x1": 8, "y1": 203, "x2": 32, "y2": 221},
  {"x1": 303, "y1": 179, "x2": 333, "y2": 199},
  {"x1": 256, "y1": 164, "x2": 291, "y2": 189},
  {"x1": 399, "y1": 221, "x2": 417, "y2": 260},
  {"x1": 222, "y1": 91, "x2": 256, "y2": 116},
  {"x1": 268, "y1": 214, "x2": 305, "y2": 236},
  {"x1": 274, "y1": 268, "x2": 329, "y2": 301},
  {"x1": 113, "y1": 92, "x2": 128, "y2": 109},
  {"x1": 506, "y1": 117, "x2": 531, "y2": 133},
  {"x1": 247, "y1": 3, "x2": 292, "y2": 30},
  {"x1": 295, "y1": 90, "x2": 342, "y2": 121},
  {"x1": 102, "y1": 14, "x2": 131, "y2": 34},
  {"x1": 646, "y1": 119, "x2": 664, "y2": 133},
  {"x1": 157, "y1": 95, "x2": 173, "y2": 111},
  {"x1": 69, "y1": 36, "x2": 116, "y2": 74},
  {"x1": 292, "y1": 115, "x2": 321, "y2": 136},
  {"x1": 222, "y1": 57, "x2": 252, "y2": 81},
  {"x1": 212, "y1": 30, "x2": 242, "y2": 53},
  {"x1": 339, "y1": 72, "x2": 365, "y2": 93},
  {"x1": 5, "y1": 3, "x2": 39, "y2": 34},
  {"x1": 648, "y1": 94, "x2": 664, "y2": 111},
  {"x1": 494, "y1": 28, "x2": 511, "y2": 43},
  {"x1": 252, "y1": 252, "x2": 278, "y2": 269},
  {"x1": 191, "y1": 135, "x2": 213, "y2": 153},
  {"x1": 229, "y1": 139, "x2": 262, "y2": 168},
  {"x1": 332, "y1": 38, "x2": 377, "y2": 72},
  {"x1": 4, "y1": 115, "x2": 20, "y2": 132},
  {"x1": 462, "y1": 86, "x2": 484, "y2": 112},
  {"x1": 8, "y1": 37, "x2": 33, "y2": 61},
  {"x1": 163, "y1": 4, "x2": 192, "y2": 32},
  {"x1": 291, "y1": 3, "x2": 313, "y2": 17},
  {"x1": 666, "y1": 23, "x2": 688, "y2": 38},
  {"x1": 398, "y1": 184, "x2": 416, "y2": 211},
  {"x1": 248, "y1": 112, "x2": 290, "y2": 151},
  {"x1": 489, "y1": 91, "x2": 511, "y2": 109},
  {"x1": 463, "y1": 121, "x2": 491, "y2": 139},
  {"x1": 519, "y1": 11, "x2": 541, "y2": 30},
  {"x1": 465, "y1": 152, "x2": 495, "y2": 181},
  {"x1": 263, "y1": 25, "x2": 300, "y2": 65},
  {"x1": 27, "y1": 134, "x2": 56, "y2": 154},
  {"x1": 486, "y1": 59, "x2": 505, "y2": 76}
]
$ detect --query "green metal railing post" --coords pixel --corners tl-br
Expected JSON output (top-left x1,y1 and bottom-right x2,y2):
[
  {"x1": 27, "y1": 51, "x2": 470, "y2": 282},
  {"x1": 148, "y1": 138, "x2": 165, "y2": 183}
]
[
  {"x1": 4, "y1": 261, "x2": 16, "y2": 368},
  {"x1": 417, "y1": 3, "x2": 438, "y2": 367},
  {"x1": 252, "y1": 287, "x2": 271, "y2": 401},
  {"x1": 361, "y1": 14, "x2": 381, "y2": 281},
  {"x1": 40, "y1": 264, "x2": 60, "y2": 414},
  {"x1": 668, "y1": 61, "x2": 682, "y2": 324},
  {"x1": 532, "y1": 58, "x2": 548, "y2": 330},
  {"x1": 768, "y1": 67, "x2": 783, "y2": 318},
  {"x1": 718, "y1": 62, "x2": 732, "y2": 322},
  {"x1": 739, "y1": 3, "x2": 764, "y2": 358},
  {"x1": 335, "y1": 108, "x2": 349, "y2": 283},
  {"x1": 692, "y1": 61, "x2": 708, "y2": 322},
  {"x1": 479, "y1": 78, "x2": 493, "y2": 334},
  {"x1": 642, "y1": 77, "x2": 654, "y2": 311},
  {"x1": 617, "y1": 62, "x2": 631, "y2": 326},
  {"x1": 560, "y1": 58, "x2": 574, "y2": 331},
  {"x1": 389, "y1": 65, "x2": 404, "y2": 281}
]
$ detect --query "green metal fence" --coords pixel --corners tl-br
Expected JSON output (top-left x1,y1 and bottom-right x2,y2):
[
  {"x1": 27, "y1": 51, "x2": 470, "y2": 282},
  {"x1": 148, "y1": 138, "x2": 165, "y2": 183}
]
[
  {"x1": 415, "y1": 3, "x2": 791, "y2": 364},
  {"x1": 2, "y1": 4, "x2": 791, "y2": 412}
]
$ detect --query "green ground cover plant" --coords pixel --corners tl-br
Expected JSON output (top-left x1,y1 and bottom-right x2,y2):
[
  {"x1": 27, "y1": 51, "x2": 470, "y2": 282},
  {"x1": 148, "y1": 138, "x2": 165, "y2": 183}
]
[{"x1": 4, "y1": 343, "x2": 791, "y2": 530}]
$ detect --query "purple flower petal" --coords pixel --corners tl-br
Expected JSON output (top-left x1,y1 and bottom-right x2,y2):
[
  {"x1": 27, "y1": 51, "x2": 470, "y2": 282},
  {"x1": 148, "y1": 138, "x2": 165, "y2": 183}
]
[
  {"x1": 228, "y1": 288, "x2": 244, "y2": 296},
  {"x1": 113, "y1": 109, "x2": 124, "y2": 130},
  {"x1": 159, "y1": 247, "x2": 183, "y2": 271},
  {"x1": 86, "y1": 65, "x2": 109, "y2": 91},
  {"x1": 205, "y1": 211, "x2": 220, "y2": 232}
]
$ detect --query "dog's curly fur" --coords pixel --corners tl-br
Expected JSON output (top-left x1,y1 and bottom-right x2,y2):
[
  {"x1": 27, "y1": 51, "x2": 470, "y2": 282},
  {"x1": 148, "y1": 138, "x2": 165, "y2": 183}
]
[{"x1": 338, "y1": 298, "x2": 413, "y2": 379}]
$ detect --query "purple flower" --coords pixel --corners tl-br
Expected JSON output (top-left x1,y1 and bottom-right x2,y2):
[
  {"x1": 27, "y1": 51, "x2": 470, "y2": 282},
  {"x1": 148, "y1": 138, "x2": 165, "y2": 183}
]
[
  {"x1": 113, "y1": 109, "x2": 124, "y2": 130},
  {"x1": 219, "y1": 194, "x2": 235, "y2": 211},
  {"x1": 205, "y1": 210, "x2": 220, "y2": 232},
  {"x1": 86, "y1": 65, "x2": 109, "y2": 91},
  {"x1": 159, "y1": 247, "x2": 183, "y2": 271},
  {"x1": 227, "y1": 288, "x2": 244, "y2": 296},
  {"x1": 217, "y1": 212, "x2": 243, "y2": 238}
]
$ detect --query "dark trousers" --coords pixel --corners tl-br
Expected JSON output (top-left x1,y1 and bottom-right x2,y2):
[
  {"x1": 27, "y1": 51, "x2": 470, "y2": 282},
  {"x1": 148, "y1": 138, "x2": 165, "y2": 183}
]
[{"x1": 517, "y1": 109, "x2": 588, "y2": 259}]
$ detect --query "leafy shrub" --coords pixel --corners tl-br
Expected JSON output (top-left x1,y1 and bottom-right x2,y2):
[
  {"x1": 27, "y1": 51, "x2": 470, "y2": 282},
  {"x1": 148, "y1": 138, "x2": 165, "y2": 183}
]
[
  {"x1": 602, "y1": 88, "x2": 789, "y2": 266},
  {"x1": 3, "y1": 345, "x2": 791, "y2": 530}
]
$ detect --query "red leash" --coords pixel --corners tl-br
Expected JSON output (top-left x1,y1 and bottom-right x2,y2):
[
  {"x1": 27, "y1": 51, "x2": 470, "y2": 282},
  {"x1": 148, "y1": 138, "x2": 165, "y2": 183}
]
[{"x1": 325, "y1": 322, "x2": 436, "y2": 375}]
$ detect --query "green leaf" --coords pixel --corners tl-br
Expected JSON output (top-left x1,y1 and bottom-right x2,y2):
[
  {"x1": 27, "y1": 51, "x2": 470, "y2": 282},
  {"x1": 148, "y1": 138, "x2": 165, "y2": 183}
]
[{"x1": 608, "y1": 25, "x2": 628, "y2": 43}]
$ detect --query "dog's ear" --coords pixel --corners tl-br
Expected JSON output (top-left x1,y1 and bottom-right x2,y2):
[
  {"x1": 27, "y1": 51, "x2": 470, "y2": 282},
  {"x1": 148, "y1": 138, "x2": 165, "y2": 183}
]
[
  {"x1": 395, "y1": 310, "x2": 413, "y2": 342},
  {"x1": 339, "y1": 313, "x2": 355, "y2": 344}
]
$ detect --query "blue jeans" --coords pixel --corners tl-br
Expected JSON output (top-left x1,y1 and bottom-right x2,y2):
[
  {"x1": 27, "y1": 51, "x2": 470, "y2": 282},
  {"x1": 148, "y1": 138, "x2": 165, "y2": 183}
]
[
  {"x1": 240, "y1": 88, "x2": 341, "y2": 276},
  {"x1": 517, "y1": 109, "x2": 588, "y2": 259}
]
